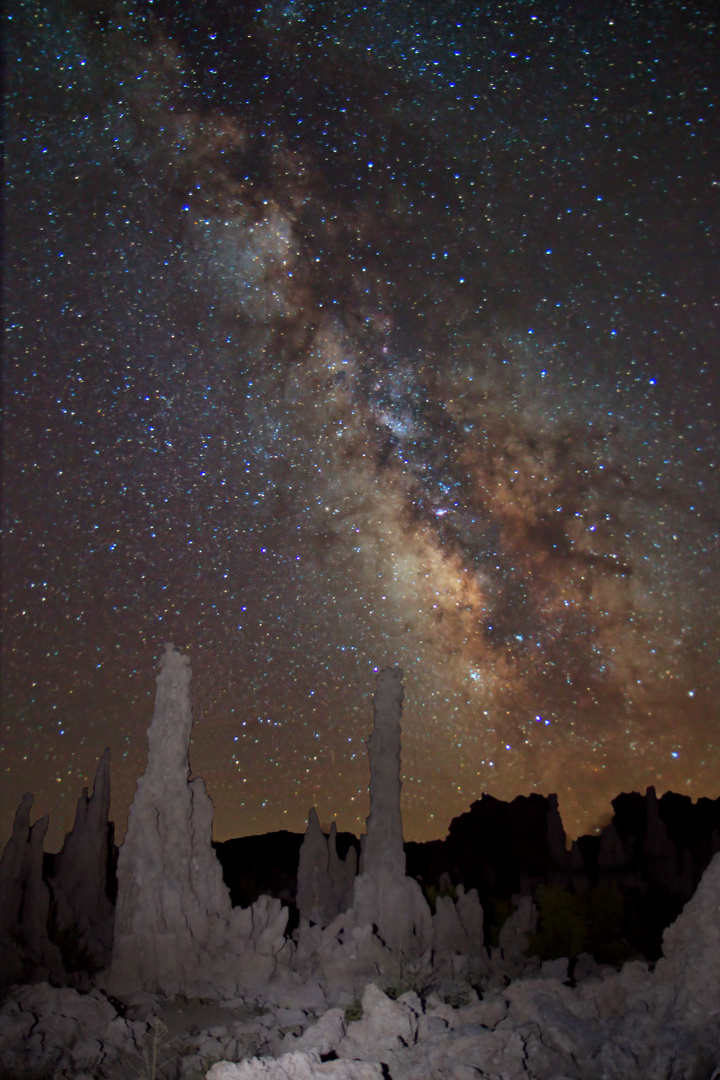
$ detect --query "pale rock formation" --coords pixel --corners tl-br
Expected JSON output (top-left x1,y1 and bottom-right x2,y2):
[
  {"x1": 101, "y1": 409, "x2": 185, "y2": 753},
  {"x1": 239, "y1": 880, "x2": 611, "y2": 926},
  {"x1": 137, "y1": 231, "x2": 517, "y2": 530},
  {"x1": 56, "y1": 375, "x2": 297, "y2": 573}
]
[
  {"x1": 655, "y1": 848, "x2": 720, "y2": 1037},
  {"x1": 207, "y1": 1052, "x2": 383, "y2": 1080},
  {"x1": 0, "y1": 982, "x2": 145, "y2": 1079},
  {"x1": 431, "y1": 885, "x2": 488, "y2": 988},
  {"x1": 293, "y1": 907, "x2": 391, "y2": 1005},
  {"x1": 6, "y1": 655, "x2": 720, "y2": 1078},
  {"x1": 336, "y1": 983, "x2": 421, "y2": 1060},
  {"x1": 107, "y1": 643, "x2": 293, "y2": 999},
  {"x1": 487, "y1": 895, "x2": 541, "y2": 983},
  {"x1": 432, "y1": 895, "x2": 468, "y2": 958},
  {"x1": 352, "y1": 668, "x2": 432, "y2": 955},
  {"x1": 283, "y1": 1007, "x2": 346, "y2": 1056},
  {"x1": 352, "y1": 866, "x2": 433, "y2": 957},
  {"x1": 108, "y1": 644, "x2": 232, "y2": 995},
  {"x1": 358, "y1": 668, "x2": 406, "y2": 879},
  {"x1": 296, "y1": 809, "x2": 329, "y2": 926},
  {"x1": 296, "y1": 810, "x2": 356, "y2": 928},
  {"x1": 228, "y1": 894, "x2": 295, "y2": 1000},
  {"x1": 48, "y1": 748, "x2": 115, "y2": 970},
  {"x1": 0, "y1": 794, "x2": 64, "y2": 987},
  {"x1": 328, "y1": 823, "x2": 357, "y2": 915},
  {"x1": 455, "y1": 884, "x2": 485, "y2": 958},
  {"x1": 497, "y1": 894, "x2": 537, "y2": 956}
]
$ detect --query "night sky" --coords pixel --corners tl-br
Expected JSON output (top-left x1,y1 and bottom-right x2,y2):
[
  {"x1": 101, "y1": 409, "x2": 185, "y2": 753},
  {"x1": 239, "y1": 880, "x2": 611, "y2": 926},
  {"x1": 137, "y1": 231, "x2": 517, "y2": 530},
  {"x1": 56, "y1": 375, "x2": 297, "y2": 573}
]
[{"x1": 3, "y1": 0, "x2": 719, "y2": 851}]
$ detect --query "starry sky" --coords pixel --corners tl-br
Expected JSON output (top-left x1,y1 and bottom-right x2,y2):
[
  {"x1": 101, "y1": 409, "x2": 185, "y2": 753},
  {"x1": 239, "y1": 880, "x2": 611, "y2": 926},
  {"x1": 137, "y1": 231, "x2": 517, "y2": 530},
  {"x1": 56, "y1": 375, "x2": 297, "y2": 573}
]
[{"x1": 3, "y1": 0, "x2": 719, "y2": 851}]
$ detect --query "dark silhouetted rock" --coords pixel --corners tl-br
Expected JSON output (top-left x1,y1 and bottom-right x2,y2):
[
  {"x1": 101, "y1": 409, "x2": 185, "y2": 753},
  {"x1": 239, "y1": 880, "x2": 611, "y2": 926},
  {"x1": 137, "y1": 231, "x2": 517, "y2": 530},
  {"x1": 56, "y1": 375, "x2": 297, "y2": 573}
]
[
  {"x1": 445, "y1": 792, "x2": 572, "y2": 902},
  {"x1": 0, "y1": 794, "x2": 63, "y2": 988},
  {"x1": 214, "y1": 831, "x2": 304, "y2": 909}
]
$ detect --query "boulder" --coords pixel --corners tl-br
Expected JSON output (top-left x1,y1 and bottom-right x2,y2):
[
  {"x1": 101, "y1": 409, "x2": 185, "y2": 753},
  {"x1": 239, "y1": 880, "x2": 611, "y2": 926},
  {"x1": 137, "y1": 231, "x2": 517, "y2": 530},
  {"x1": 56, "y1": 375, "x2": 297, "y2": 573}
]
[
  {"x1": 207, "y1": 1052, "x2": 383, "y2": 1080},
  {"x1": 284, "y1": 1007, "x2": 346, "y2": 1055},
  {"x1": 336, "y1": 983, "x2": 420, "y2": 1060}
]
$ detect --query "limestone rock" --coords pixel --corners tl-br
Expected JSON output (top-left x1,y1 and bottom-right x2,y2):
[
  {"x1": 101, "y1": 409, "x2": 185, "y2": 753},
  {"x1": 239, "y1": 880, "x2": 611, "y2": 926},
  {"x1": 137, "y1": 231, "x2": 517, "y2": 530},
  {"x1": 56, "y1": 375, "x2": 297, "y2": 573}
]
[
  {"x1": 285, "y1": 1007, "x2": 346, "y2": 1055},
  {"x1": 430, "y1": 885, "x2": 487, "y2": 987},
  {"x1": 327, "y1": 823, "x2": 357, "y2": 916},
  {"x1": 359, "y1": 668, "x2": 406, "y2": 879},
  {"x1": 225, "y1": 894, "x2": 294, "y2": 997},
  {"x1": 416, "y1": 1027, "x2": 529, "y2": 1080},
  {"x1": 48, "y1": 748, "x2": 116, "y2": 971},
  {"x1": 352, "y1": 870, "x2": 432, "y2": 956},
  {"x1": 336, "y1": 983, "x2": 420, "y2": 1060},
  {"x1": 352, "y1": 669, "x2": 432, "y2": 954},
  {"x1": 107, "y1": 644, "x2": 303, "y2": 1001},
  {"x1": 108, "y1": 644, "x2": 235, "y2": 996},
  {"x1": 431, "y1": 891, "x2": 489, "y2": 989},
  {"x1": 0, "y1": 982, "x2": 143, "y2": 1079},
  {"x1": 455, "y1": 885, "x2": 486, "y2": 959},
  {"x1": 656, "y1": 848, "x2": 720, "y2": 1034},
  {"x1": 0, "y1": 793, "x2": 34, "y2": 942},
  {"x1": 297, "y1": 808, "x2": 331, "y2": 926},
  {"x1": 296, "y1": 811, "x2": 356, "y2": 928},
  {"x1": 498, "y1": 894, "x2": 537, "y2": 956},
  {"x1": 207, "y1": 1052, "x2": 383, "y2": 1080},
  {"x1": 432, "y1": 894, "x2": 468, "y2": 957},
  {"x1": 0, "y1": 795, "x2": 64, "y2": 987},
  {"x1": 294, "y1": 908, "x2": 392, "y2": 1004}
]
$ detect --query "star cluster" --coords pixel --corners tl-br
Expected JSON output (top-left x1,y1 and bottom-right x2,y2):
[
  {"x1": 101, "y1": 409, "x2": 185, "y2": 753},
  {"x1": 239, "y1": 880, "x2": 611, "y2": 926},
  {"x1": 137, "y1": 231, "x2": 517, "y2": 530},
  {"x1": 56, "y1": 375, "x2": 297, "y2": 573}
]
[{"x1": 2, "y1": 0, "x2": 719, "y2": 848}]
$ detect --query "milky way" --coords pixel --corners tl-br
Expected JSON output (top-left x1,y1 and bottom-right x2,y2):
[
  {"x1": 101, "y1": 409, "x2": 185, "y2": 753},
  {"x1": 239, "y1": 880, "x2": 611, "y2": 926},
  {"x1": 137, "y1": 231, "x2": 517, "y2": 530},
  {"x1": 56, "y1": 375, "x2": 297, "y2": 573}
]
[{"x1": 3, "y1": 0, "x2": 719, "y2": 847}]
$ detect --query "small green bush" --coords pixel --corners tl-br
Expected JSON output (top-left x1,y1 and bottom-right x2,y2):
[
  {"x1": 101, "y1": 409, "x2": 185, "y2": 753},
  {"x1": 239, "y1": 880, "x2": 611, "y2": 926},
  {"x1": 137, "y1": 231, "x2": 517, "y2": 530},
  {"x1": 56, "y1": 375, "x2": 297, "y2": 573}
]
[
  {"x1": 384, "y1": 948, "x2": 433, "y2": 1001},
  {"x1": 344, "y1": 998, "x2": 363, "y2": 1023},
  {"x1": 525, "y1": 883, "x2": 636, "y2": 965}
]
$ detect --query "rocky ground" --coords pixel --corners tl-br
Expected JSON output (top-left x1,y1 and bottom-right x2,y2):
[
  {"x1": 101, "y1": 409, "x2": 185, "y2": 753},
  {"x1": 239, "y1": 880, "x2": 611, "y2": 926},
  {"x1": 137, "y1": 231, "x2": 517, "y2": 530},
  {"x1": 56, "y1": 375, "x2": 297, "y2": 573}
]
[{"x1": 1, "y1": 946, "x2": 718, "y2": 1080}]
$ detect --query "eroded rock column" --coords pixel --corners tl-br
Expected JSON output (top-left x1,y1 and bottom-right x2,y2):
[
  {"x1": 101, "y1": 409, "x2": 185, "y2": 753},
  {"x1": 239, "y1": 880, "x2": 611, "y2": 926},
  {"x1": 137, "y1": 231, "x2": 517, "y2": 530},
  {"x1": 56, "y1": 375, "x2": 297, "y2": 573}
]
[
  {"x1": 0, "y1": 794, "x2": 64, "y2": 987},
  {"x1": 108, "y1": 643, "x2": 232, "y2": 996},
  {"x1": 353, "y1": 667, "x2": 432, "y2": 954},
  {"x1": 359, "y1": 667, "x2": 406, "y2": 879},
  {"x1": 49, "y1": 748, "x2": 115, "y2": 970},
  {"x1": 297, "y1": 809, "x2": 357, "y2": 927}
]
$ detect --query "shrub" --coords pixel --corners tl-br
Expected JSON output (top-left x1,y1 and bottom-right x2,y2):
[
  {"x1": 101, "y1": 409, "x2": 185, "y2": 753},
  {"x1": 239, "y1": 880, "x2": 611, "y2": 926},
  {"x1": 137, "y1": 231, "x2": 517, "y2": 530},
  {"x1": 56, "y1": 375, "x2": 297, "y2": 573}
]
[{"x1": 525, "y1": 883, "x2": 636, "y2": 965}]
